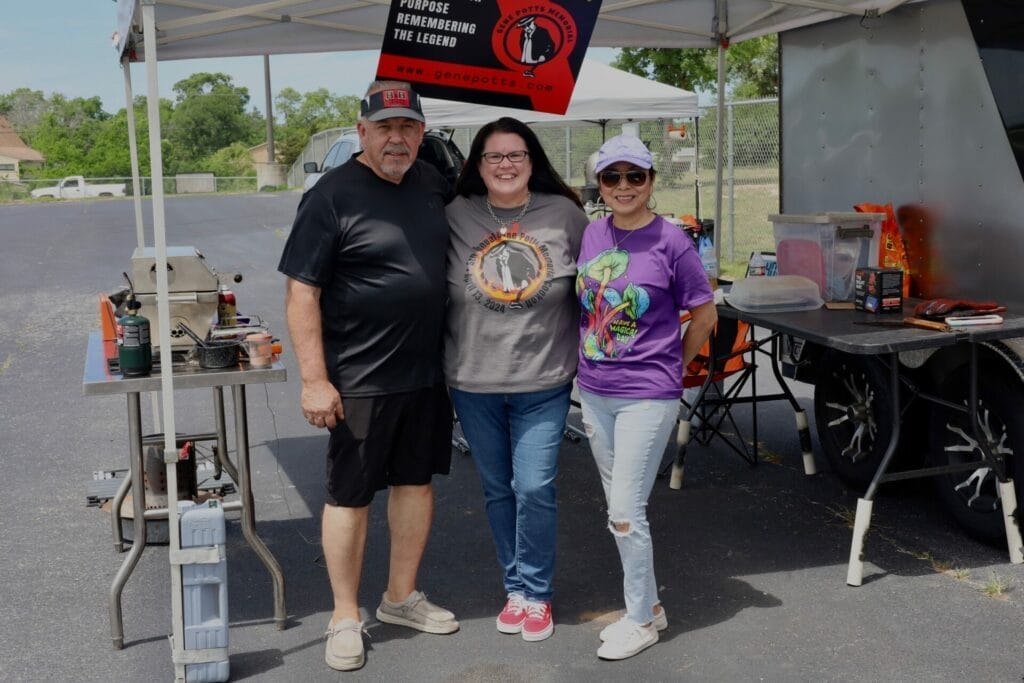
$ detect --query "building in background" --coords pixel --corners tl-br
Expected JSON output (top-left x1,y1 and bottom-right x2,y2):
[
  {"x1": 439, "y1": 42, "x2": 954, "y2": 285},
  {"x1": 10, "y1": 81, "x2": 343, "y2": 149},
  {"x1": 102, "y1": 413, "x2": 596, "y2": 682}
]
[{"x1": 0, "y1": 116, "x2": 44, "y2": 180}]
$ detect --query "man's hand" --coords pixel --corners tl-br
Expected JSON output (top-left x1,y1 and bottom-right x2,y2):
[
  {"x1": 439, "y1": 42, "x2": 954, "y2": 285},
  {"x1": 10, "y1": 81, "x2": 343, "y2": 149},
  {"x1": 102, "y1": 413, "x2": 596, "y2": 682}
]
[
  {"x1": 301, "y1": 379, "x2": 344, "y2": 429},
  {"x1": 285, "y1": 278, "x2": 342, "y2": 430}
]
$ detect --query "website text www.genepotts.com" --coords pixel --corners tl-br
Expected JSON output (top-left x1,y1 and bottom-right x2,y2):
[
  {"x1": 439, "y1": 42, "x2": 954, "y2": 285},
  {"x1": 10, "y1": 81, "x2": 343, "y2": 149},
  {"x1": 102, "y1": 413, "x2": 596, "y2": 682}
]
[{"x1": 432, "y1": 70, "x2": 554, "y2": 91}]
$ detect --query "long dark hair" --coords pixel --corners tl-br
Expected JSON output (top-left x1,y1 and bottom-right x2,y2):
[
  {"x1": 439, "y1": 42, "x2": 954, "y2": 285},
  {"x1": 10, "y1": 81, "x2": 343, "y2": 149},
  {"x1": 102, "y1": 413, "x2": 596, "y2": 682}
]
[{"x1": 454, "y1": 117, "x2": 583, "y2": 209}]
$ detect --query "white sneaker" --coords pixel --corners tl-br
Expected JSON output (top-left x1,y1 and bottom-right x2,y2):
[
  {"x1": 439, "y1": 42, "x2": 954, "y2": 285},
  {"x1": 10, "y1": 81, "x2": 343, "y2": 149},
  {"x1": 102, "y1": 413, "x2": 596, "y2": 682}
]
[
  {"x1": 597, "y1": 621, "x2": 659, "y2": 660},
  {"x1": 324, "y1": 618, "x2": 365, "y2": 671},
  {"x1": 599, "y1": 608, "x2": 668, "y2": 641}
]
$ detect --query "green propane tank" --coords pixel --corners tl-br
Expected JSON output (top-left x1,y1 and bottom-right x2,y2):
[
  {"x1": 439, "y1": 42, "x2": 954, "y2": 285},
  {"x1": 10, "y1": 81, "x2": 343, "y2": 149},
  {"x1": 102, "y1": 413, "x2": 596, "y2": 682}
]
[{"x1": 118, "y1": 273, "x2": 152, "y2": 377}]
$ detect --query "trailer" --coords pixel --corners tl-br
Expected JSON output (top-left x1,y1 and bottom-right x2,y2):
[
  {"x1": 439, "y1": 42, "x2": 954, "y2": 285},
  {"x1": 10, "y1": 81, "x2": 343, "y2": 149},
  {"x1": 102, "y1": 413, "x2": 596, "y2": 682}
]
[{"x1": 777, "y1": 0, "x2": 1024, "y2": 543}]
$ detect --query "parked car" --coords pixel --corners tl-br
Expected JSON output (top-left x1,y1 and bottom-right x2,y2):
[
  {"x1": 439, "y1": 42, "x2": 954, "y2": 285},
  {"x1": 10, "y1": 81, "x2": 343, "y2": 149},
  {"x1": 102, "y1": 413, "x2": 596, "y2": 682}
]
[
  {"x1": 302, "y1": 129, "x2": 465, "y2": 192},
  {"x1": 30, "y1": 175, "x2": 126, "y2": 199}
]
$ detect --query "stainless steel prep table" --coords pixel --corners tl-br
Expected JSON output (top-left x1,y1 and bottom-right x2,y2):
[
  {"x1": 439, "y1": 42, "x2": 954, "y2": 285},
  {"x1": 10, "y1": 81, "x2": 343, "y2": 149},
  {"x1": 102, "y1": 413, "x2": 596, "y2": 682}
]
[
  {"x1": 714, "y1": 300, "x2": 1024, "y2": 584},
  {"x1": 83, "y1": 331, "x2": 287, "y2": 648}
]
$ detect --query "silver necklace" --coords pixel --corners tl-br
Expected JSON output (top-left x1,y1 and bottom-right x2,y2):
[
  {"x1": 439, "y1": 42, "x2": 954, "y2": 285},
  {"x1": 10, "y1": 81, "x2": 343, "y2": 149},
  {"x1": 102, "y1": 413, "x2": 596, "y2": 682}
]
[
  {"x1": 609, "y1": 220, "x2": 639, "y2": 250},
  {"x1": 609, "y1": 213, "x2": 654, "y2": 250},
  {"x1": 485, "y1": 193, "x2": 532, "y2": 235}
]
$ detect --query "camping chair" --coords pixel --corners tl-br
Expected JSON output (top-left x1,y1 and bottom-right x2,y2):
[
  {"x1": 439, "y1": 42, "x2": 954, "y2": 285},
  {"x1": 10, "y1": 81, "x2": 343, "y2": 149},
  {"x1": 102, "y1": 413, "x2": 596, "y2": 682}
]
[{"x1": 662, "y1": 313, "x2": 761, "y2": 488}]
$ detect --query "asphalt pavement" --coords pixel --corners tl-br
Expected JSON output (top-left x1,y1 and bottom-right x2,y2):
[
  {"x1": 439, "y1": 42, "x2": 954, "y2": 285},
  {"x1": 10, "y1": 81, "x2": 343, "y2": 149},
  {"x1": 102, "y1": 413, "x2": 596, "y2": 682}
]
[{"x1": 0, "y1": 193, "x2": 1020, "y2": 682}]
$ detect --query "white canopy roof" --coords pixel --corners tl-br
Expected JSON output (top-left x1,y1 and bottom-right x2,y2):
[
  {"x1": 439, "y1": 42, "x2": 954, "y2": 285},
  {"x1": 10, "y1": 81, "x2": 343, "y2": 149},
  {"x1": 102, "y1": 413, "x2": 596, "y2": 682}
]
[
  {"x1": 115, "y1": 0, "x2": 917, "y2": 61},
  {"x1": 421, "y1": 59, "x2": 698, "y2": 128}
]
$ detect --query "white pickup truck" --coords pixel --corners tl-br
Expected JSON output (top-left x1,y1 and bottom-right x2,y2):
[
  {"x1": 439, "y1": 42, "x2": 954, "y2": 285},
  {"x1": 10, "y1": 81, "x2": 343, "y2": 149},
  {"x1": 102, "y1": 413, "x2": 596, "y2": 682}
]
[{"x1": 30, "y1": 175, "x2": 126, "y2": 199}]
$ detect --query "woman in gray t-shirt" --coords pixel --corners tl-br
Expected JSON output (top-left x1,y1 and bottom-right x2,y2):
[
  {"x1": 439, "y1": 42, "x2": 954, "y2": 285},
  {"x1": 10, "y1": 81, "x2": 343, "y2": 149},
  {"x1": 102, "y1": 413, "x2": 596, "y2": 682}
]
[{"x1": 444, "y1": 117, "x2": 588, "y2": 643}]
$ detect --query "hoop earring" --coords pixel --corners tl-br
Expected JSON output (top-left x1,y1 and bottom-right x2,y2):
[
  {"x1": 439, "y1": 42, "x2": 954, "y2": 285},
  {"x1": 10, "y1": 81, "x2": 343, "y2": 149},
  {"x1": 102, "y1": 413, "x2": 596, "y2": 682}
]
[{"x1": 646, "y1": 195, "x2": 657, "y2": 210}]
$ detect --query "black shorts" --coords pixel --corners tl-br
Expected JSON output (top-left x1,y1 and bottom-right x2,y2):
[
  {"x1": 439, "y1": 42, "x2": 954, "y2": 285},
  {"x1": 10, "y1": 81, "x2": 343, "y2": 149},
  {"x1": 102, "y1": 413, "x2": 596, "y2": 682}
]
[{"x1": 325, "y1": 384, "x2": 453, "y2": 507}]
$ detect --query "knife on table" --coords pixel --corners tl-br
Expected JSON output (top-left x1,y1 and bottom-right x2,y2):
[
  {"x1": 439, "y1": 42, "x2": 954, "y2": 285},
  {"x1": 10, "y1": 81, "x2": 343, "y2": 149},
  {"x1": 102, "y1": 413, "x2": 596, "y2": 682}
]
[{"x1": 853, "y1": 317, "x2": 951, "y2": 332}]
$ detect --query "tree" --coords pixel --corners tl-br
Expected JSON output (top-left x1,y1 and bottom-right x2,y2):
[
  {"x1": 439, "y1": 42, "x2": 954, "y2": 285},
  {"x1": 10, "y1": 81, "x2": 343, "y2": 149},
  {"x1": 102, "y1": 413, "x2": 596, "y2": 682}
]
[
  {"x1": 613, "y1": 36, "x2": 778, "y2": 98},
  {"x1": 22, "y1": 95, "x2": 112, "y2": 177},
  {"x1": 0, "y1": 88, "x2": 48, "y2": 134},
  {"x1": 202, "y1": 142, "x2": 257, "y2": 178},
  {"x1": 274, "y1": 87, "x2": 360, "y2": 165},
  {"x1": 85, "y1": 96, "x2": 177, "y2": 177},
  {"x1": 166, "y1": 72, "x2": 263, "y2": 167}
]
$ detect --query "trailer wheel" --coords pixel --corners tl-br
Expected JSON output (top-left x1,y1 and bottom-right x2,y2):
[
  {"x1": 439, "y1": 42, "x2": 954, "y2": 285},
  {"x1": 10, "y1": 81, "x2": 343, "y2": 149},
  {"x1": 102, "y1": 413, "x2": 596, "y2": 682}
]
[
  {"x1": 813, "y1": 350, "x2": 896, "y2": 487},
  {"x1": 926, "y1": 368, "x2": 1024, "y2": 545}
]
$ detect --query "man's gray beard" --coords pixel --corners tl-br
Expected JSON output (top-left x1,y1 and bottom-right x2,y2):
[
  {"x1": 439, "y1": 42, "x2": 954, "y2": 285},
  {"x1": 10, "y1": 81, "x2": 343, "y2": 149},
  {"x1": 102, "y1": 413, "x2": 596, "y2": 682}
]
[{"x1": 380, "y1": 158, "x2": 413, "y2": 179}]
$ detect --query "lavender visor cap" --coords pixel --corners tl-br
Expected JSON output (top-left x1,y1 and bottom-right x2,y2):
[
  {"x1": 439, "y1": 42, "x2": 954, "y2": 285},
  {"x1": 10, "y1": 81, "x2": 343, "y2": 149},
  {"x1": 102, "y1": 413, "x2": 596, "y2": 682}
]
[{"x1": 594, "y1": 134, "x2": 654, "y2": 173}]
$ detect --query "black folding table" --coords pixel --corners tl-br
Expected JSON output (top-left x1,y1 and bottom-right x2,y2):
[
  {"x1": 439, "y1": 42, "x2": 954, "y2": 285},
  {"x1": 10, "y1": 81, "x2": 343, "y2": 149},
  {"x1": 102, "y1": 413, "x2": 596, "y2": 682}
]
[{"x1": 714, "y1": 300, "x2": 1024, "y2": 585}]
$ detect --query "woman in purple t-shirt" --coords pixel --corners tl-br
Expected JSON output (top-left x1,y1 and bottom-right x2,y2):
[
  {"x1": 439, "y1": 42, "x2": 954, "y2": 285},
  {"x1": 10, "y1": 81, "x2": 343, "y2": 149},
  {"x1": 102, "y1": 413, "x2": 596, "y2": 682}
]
[{"x1": 575, "y1": 135, "x2": 717, "y2": 661}]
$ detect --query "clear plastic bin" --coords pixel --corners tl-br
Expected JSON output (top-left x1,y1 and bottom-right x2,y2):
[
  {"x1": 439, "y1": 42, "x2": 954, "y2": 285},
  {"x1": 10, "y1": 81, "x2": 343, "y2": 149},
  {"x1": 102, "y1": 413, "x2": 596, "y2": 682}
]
[{"x1": 768, "y1": 213, "x2": 884, "y2": 302}]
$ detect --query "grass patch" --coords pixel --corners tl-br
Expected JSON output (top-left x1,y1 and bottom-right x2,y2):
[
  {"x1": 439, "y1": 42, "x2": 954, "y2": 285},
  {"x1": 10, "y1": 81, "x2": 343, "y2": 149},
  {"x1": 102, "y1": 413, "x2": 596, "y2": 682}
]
[
  {"x1": 655, "y1": 173, "x2": 779, "y2": 275},
  {"x1": 949, "y1": 567, "x2": 971, "y2": 581},
  {"x1": 981, "y1": 572, "x2": 1010, "y2": 598},
  {"x1": 826, "y1": 504, "x2": 856, "y2": 529}
]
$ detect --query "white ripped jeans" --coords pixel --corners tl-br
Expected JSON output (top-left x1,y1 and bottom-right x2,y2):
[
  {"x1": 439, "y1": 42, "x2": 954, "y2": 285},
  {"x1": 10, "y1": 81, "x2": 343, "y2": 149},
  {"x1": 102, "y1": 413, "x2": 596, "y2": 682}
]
[{"x1": 579, "y1": 388, "x2": 680, "y2": 625}]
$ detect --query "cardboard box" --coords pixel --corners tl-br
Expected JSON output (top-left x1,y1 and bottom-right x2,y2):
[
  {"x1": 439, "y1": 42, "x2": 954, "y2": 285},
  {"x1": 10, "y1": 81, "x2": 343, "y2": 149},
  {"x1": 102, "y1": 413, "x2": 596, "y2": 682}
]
[{"x1": 855, "y1": 267, "x2": 903, "y2": 313}]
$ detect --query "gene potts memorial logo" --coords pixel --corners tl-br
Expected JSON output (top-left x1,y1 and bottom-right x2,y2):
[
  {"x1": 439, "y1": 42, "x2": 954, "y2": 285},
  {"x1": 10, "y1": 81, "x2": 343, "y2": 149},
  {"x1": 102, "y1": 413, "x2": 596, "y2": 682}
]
[
  {"x1": 377, "y1": 0, "x2": 602, "y2": 115},
  {"x1": 493, "y1": 9, "x2": 572, "y2": 78}
]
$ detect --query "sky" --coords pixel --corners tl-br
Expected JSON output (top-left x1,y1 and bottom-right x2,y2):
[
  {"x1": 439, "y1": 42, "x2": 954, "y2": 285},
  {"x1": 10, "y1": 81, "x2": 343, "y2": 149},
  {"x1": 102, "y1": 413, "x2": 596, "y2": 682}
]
[{"x1": 0, "y1": 3, "x2": 617, "y2": 117}]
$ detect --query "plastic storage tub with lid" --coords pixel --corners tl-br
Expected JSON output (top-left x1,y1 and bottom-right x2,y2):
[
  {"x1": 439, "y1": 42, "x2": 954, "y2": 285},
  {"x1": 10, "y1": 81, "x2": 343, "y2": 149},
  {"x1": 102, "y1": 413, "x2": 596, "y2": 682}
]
[{"x1": 768, "y1": 212, "x2": 884, "y2": 302}]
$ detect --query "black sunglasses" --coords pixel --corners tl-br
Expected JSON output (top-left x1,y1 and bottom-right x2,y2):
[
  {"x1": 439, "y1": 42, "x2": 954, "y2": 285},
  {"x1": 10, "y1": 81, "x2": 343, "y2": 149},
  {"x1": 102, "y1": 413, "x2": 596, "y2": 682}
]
[{"x1": 598, "y1": 170, "x2": 650, "y2": 188}]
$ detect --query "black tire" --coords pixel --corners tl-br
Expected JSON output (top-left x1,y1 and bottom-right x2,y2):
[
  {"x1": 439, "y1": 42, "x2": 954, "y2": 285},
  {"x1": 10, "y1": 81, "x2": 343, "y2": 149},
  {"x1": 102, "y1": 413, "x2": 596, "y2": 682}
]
[
  {"x1": 926, "y1": 368, "x2": 1024, "y2": 545},
  {"x1": 813, "y1": 350, "x2": 897, "y2": 487}
]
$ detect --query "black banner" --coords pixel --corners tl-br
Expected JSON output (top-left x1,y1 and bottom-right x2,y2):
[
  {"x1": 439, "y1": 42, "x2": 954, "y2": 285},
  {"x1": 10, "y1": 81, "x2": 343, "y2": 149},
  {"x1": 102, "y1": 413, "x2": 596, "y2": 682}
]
[{"x1": 377, "y1": 0, "x2": 603, "y2": 115}]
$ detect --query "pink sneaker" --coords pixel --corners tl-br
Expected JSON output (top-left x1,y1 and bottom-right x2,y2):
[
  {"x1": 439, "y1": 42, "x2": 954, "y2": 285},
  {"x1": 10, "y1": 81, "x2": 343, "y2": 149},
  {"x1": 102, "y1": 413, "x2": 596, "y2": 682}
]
[
  {"x1": 521, "y1": 600, "x2": 553, "y2": 642},
  {"x1": 496, "y1": 594, "x2": 527, "y2": 634}
]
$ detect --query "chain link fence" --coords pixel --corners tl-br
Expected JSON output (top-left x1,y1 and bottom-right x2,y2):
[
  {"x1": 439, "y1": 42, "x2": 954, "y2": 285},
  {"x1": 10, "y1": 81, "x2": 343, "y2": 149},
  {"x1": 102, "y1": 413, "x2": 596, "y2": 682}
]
[
  {"x1": 286, "y1": 126, "x2": 352, "y2": 188},
  {"x1": 287, "y1": 99, "x2": 780, "y2": 274},
  {"x1": 0, "y1": 175, "x2": 262, "y2": 202}
]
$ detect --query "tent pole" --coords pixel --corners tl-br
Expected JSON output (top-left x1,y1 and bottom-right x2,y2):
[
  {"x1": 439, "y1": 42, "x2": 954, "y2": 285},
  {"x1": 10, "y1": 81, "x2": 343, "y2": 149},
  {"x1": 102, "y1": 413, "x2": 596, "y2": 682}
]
[
  {"x1": 263, "y1": 55, "x2": 275, "y2": 163},
  {"x1": 121, "y1": 55, "x2": 162, "y2": 438},
  {"x1": 140, "y1": 3, "x2": 186, "y2": 681},
  {"x1": 713, "y1": 40, "x2": 727, "y2": 274},
  {"x1": 694, "y1": 116, "x2": 701, "y2": 219},
  {"x1": 121, "y1": 57, "x2": 145, "y2": 251}
]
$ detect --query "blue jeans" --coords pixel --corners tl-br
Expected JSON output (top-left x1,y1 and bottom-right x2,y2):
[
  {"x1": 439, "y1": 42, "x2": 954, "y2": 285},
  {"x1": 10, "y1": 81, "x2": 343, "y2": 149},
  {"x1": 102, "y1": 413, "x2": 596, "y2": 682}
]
[
  {"x1": 579, "y1": 388, "x2": 680, "y2": 625},
  {"x1": 450, "y1": 383, "x2": 571, "y2": 602}
]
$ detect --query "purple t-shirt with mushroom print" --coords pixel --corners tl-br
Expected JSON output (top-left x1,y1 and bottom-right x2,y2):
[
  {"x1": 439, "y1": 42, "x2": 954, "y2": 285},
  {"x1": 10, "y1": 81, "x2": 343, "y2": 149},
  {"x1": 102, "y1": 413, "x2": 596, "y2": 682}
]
[{"x1": 576, "y1": 215, "x2": 713, "y2": 399}]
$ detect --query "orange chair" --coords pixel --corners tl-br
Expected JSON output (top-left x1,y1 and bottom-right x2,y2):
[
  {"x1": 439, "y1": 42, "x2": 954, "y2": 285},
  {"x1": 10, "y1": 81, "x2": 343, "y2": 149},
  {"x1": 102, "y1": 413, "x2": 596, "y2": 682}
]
[{"x1": 664, "y1": 314, "x2": 760, "y2": 488}]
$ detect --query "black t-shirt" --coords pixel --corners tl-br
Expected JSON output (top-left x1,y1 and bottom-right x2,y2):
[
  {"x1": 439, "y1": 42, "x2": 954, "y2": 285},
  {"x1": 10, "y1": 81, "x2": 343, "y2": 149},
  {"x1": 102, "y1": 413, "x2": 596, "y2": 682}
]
[{"x1": 278, "y1": 158, "x2": 452, "y2": 396}]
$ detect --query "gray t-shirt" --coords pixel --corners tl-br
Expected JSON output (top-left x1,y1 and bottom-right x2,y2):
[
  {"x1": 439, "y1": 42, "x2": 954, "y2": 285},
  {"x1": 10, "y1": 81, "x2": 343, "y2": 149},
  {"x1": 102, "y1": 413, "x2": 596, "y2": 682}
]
[{"x1": 444, "y1": 192, "x2": 588, "y2": 392}]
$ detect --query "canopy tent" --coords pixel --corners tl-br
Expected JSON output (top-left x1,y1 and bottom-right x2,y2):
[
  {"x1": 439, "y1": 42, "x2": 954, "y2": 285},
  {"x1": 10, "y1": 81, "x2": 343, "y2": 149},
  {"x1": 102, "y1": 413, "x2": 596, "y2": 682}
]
[
  {"x1": 109, "y1": 1, "x2": 917, "y2": 678},
  {"x1": 421, "y1": 59, "x2": 697, "y2": 128},
  {"x1": 115, "y1": 0, "x2": 917, "y2": 58}
]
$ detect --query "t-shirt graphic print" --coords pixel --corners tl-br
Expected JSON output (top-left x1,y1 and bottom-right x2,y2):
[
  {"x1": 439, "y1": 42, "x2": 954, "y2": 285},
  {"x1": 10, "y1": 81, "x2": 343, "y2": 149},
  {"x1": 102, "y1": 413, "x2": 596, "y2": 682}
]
[
  {"x1": 466, "y1": 230, "x2": 553, "y2": 312},
  {"x1": 577, "y1": 247, "x2": 651, "y2": 360}
]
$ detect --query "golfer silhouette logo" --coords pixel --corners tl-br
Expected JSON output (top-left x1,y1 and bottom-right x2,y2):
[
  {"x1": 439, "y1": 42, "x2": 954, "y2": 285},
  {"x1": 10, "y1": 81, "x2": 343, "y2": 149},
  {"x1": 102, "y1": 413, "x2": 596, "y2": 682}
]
[{"x1": 514, "y1": 16, "x2": 556, "y2": 77}]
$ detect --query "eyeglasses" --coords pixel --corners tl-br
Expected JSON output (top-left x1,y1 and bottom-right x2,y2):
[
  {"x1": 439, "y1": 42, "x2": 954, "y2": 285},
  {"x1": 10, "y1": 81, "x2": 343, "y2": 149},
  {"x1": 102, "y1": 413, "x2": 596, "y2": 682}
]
[
  {"x1": 481, "y1": 150, "x2": 529, "y2": 164},
  {"x1": 598, "y1": 170, "x2": 650, "y2": 188}
]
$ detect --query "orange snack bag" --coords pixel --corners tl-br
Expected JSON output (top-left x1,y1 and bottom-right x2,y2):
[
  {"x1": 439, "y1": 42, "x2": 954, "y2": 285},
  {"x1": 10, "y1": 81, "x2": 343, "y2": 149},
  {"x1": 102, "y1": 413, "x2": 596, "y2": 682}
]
[{"x1": 854, "y1": 202, "x2": 911, "y2": 298}]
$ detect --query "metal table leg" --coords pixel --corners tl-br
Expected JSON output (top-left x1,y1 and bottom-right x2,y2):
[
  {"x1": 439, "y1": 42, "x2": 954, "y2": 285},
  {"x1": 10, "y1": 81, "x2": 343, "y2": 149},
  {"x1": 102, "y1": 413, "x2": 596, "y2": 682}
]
[
  {"x1": 109, "y1": 471, "x2": 131, "y2": 552},
  {"x1": 212, "y1": 387, "x2": 239, "y2": 483},
  {"x1": 670, "y1": 380, "x2": 706, "y2": 490},
  {"x1": 965, "y1": 344, "x2": 1024, "y2": 563},
  {"x1": 230, "y1": 384, "x2": 287, "y2": 629},
  {"x1": 109, "y1": 392, "x2": 147, "y2": 649},
  {"x1": 766, "y1": 335, "x2": 816, "y2": 475},
  {"x1": 847, "y1": 352, "x2": 902, "y2": 586}
]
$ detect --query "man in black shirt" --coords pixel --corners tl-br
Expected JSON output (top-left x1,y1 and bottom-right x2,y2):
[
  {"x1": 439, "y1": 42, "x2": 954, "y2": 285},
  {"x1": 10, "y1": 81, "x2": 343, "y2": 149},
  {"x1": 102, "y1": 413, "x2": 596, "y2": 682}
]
[{"x1": 278, "y1": 81, "x2": 457, "y2": 672}]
